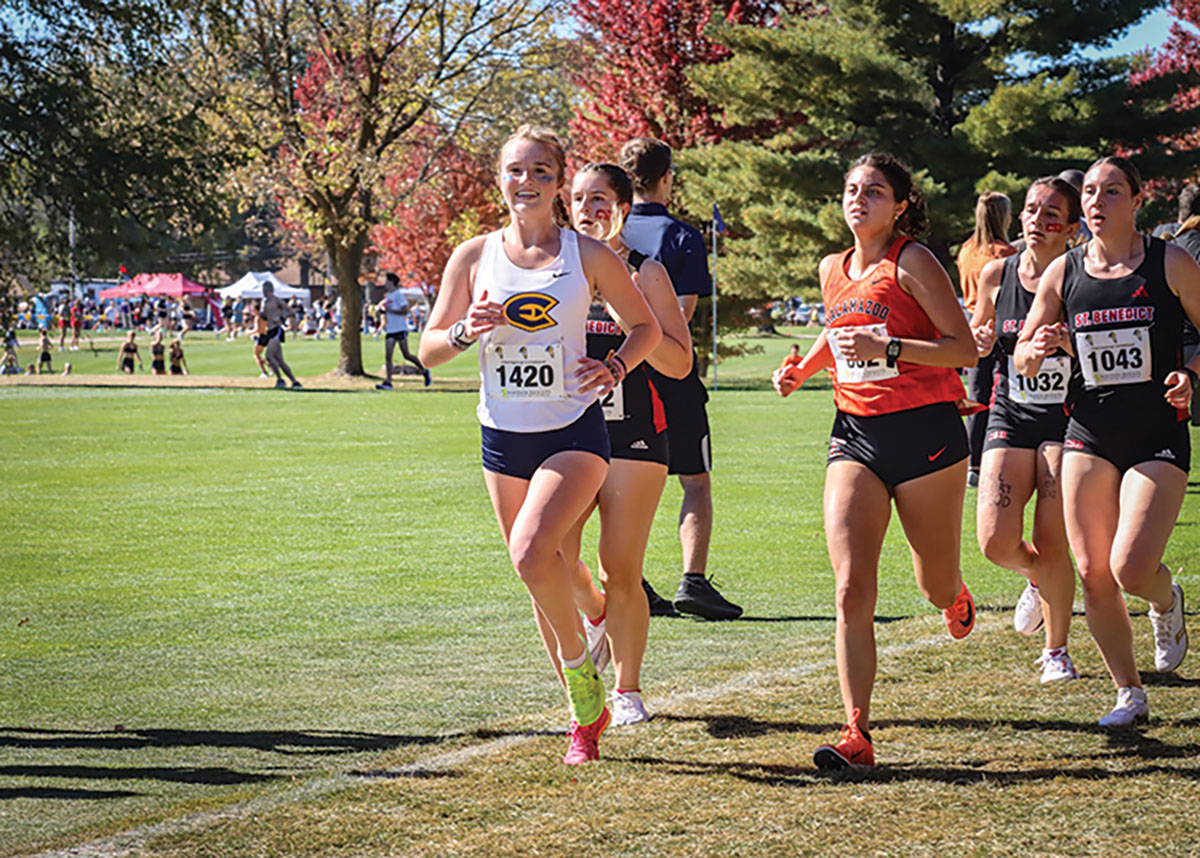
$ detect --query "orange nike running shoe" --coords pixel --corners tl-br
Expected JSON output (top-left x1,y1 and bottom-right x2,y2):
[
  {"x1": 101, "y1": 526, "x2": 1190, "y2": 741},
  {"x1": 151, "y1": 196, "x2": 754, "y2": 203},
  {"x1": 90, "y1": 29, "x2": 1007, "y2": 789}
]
[
  {"x1": 814, "y1": 707, "x2": 874, "y2": 769},
  {"x1": 944, "y1": 582, "x2": 975, "y2": 639}
]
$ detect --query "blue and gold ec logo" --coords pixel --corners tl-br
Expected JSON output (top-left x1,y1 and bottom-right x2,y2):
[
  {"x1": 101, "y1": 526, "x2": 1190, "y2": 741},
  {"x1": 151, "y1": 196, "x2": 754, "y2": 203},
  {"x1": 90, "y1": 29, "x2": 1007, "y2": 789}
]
[{"x1": 503, "y1": 293, "x2": 559, "y2": 332}]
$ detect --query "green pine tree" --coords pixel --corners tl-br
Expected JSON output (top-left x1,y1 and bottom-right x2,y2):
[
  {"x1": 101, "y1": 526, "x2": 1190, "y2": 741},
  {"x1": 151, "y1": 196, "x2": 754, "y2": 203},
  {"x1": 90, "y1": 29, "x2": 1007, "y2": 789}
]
[{"x1": 680, "y1": 0, "x2": 1200, "y2": 313}]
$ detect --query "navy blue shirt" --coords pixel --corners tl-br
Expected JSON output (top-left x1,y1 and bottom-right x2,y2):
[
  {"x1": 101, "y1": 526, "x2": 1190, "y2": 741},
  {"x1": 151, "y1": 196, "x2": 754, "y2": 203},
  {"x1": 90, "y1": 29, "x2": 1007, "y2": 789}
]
[{"x1": 623, "y1": 203, "x2": 712, "y2": 298}]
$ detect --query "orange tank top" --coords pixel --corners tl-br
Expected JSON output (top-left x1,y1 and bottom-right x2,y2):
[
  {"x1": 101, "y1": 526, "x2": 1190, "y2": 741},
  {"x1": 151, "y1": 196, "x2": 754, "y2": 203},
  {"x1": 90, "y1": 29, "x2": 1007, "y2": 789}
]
[{"x1": 823, "y1": 237, "x2": 965, "y2": 417}]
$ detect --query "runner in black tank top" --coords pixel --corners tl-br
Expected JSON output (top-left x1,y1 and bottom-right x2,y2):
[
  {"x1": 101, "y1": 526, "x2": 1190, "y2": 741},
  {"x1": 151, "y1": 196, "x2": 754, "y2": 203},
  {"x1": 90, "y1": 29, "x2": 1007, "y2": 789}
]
[
  {"x1": 586, "y1": 250, "x2": 669, "y2": 465},
  {"x1": 989, "y1": 254, "x2": 1070, "y2": 449},
  {"x1": 546, "y1": 163, "x2": 693, "y2": 729},
  {"x1": 1062, "y1": 237, "x2": 1188, "y2": 468},
  {"x1": 1014, "y1": 157, "x2": 1200, "y2": 728},
  {"x1": 969, "y1": 177, "x2": 1079, "y2": 686}
]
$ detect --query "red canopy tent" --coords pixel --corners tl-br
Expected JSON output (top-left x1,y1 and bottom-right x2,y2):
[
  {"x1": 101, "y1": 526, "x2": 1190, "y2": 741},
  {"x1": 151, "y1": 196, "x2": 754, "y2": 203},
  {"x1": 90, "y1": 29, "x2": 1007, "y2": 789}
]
[
  {"x1": 97, "y1": 273, "x2": 153, "y2": 299},
  {"x1": 142, "y1": 273, "x2": 207, "y2": 298},
  {"x1": 98, "y1": 273, "x2": 207, "y2": 300}
]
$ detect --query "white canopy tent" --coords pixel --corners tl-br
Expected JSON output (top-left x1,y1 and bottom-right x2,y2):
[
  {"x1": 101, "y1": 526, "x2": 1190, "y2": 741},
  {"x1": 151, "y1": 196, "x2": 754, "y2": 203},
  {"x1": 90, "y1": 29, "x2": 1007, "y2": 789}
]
[{"x1": 219, "y1": 272, "x2": 310, "y2": 305}]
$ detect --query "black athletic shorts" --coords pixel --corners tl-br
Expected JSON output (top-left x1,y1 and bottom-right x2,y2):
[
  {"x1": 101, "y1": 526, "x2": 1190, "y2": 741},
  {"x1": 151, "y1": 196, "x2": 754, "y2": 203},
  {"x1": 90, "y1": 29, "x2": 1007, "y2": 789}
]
[
  {"x1": 121, "y1": 358, "x2": 134, "y2": 373},
  {"x1": 39, "y1": 353, "x2": 50, "y2": 365},
  {"x1": 386, "y1": 331, "x2": 409, "y2": 343},
  {"x1": 257, "y1": 327, "x2": 282, "y2": 348},
  {"x1": 982, "y1": 398, "x2": 1068, "y2": 453},
  {"x1": 170, "y1": 365, "x2": 184, "y2": 375},
  {"x1": 152, "y1": 359, "x2": 165, "y2": 373},
  {"x1": 608, "y1": 417, "x2": 669, "y2": 466},
  {"x1": 654, "y1": 369, "x2": 710, "y2": 475},
  {"x1": 1064, "y1": 411, "x2": 1190, "y2": 473},
  {"x1": 827, "y1": 401, "x2": 968, "y2": 489},
  {"x1": 481, "y1": 401, "x2": 611, "y2": 480}
]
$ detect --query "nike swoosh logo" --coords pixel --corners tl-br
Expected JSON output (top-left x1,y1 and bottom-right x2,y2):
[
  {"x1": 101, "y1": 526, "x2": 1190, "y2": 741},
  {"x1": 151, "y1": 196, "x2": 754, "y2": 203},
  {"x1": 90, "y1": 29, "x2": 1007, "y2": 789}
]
[
  {"x1": 550, "y1": 271, "x2": 570, "y2": 278},
  {"x1": 928, "y1": 446, "x2": 947, "y2": 462},
  {"x1": 963, "y1": 600, "x2": 973, "y2": 628}
]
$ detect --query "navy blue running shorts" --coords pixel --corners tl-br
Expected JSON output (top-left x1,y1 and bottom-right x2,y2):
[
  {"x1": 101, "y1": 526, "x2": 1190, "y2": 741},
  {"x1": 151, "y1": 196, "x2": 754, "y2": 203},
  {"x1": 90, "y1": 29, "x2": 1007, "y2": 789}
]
[{"x1": 482, "y1": 401, "x2": 611, "y2": 480}]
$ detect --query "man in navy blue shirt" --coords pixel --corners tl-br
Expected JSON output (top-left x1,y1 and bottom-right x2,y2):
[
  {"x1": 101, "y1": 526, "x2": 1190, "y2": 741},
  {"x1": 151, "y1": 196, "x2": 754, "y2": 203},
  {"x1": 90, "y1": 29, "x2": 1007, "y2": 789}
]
[{"x1": 619, "y1": 137, "x2": 742, "y2": 621}]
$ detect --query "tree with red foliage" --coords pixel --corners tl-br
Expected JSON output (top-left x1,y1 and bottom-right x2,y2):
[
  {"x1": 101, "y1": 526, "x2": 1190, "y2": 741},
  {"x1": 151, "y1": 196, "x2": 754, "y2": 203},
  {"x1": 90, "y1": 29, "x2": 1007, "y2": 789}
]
[
  {"x1": 568, "y1": 0, "x2": 807, "y2": 163},
  {"x1": 195, "y1": 0, "x2": 553, "y2": 375},
  {"x1": 372, "y1": 140, "x2": 502, "y2": 295},
  {"x1": 1134, "y1": 1, "x2": 1200, "y2": 168}
]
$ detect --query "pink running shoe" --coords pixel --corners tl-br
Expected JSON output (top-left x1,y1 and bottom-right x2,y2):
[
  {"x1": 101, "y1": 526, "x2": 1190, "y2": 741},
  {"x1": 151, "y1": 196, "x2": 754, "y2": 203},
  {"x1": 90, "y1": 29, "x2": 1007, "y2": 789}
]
[{"x1": 563, "y1": 707, "x2": 612, "y2": 765}]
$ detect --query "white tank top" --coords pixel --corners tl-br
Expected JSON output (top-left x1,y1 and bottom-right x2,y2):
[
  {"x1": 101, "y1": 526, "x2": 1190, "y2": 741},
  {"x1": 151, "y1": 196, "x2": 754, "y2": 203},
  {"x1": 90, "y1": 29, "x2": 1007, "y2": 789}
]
[{"x1": 475, "y1": 227, "x2": 595, "y2": 431}]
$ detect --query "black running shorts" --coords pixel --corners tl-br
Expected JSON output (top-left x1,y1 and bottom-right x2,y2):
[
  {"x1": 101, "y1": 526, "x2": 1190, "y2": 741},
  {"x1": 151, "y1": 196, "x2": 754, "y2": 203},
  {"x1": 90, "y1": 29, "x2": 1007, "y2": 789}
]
[
  {"x1": 827, "y1": 401, "x2": 968, "y2": 489},
  {"x1": 655, "y1": 371, "x2": 710, "y2": 475},
  {"x1": 1064, "y1": 411, "x2": 1190, "y2": 473},
  {"x1": 982, "y1": 398, "x2": 1068, "y2": 453}
]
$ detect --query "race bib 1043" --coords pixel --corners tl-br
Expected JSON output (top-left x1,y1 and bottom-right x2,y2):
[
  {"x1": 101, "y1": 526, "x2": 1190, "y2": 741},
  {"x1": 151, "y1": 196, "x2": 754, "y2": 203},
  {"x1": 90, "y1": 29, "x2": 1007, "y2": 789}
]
[
  {"x1": 828, "y1": 323, "x2": 898, "y2": 384},
  {"x1": 1075, "y1": 326, "x2": 1151, "y2": 389},
  {"x1": 484, "y1": 342, "x2": 566, "y2": 400},
  {"x1": 1006, "y1": 355, "x2": 1069, "y2": 405}
]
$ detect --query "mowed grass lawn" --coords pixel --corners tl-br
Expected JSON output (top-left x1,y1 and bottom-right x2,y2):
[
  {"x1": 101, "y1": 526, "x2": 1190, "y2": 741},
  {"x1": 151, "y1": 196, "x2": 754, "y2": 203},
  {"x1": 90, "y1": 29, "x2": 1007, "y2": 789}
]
[{"x1": 2, "y1": 331, "x2": 1200, "y2": 856}]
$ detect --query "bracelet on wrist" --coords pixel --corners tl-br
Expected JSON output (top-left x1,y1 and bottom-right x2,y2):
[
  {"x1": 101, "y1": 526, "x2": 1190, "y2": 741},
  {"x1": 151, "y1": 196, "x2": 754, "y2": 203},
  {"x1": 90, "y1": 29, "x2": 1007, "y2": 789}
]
[
  {"x1": 1184, "y1": 367, "x2": 1198, "y2": 389},
  {"x1": 609, "y1": 353, "x2": 627, "y2": 379},
  {"x1": 447, "y1": 320, "x2": 476, "y2": 351},
  {"x1": 604, "y1": 356, "x2": 626, "y2": 385}
]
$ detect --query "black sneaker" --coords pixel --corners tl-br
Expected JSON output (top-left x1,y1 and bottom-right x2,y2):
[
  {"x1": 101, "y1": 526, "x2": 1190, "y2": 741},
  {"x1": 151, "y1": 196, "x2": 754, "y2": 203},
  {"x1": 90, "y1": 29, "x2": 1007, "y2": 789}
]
[
  {"x1": 674, "y1": 574, "x2": 742, "y2": 620},
  {"x1": 642, "y1": 578, "x2": 677, "y2": 616}
]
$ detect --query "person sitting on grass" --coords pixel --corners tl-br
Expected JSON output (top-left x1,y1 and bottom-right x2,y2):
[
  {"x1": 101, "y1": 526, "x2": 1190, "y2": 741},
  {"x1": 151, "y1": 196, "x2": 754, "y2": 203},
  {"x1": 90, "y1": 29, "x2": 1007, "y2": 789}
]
[{"x1": 118, "y1": 330, "x2": 143, "y2": 374}]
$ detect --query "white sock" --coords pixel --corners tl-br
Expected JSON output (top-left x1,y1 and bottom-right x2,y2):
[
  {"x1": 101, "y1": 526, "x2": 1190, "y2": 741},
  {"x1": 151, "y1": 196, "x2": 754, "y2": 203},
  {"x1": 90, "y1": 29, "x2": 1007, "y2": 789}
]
[{"x1": 560, "y1": 650, "x2": 587, "y2": 671}]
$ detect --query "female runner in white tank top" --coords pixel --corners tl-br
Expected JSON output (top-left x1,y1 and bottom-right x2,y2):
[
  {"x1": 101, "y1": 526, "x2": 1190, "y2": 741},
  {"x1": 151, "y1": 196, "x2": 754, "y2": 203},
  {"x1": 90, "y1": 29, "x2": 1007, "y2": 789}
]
[{"x1": 420, "y1": 126, "x2": 660, "y2": 764}]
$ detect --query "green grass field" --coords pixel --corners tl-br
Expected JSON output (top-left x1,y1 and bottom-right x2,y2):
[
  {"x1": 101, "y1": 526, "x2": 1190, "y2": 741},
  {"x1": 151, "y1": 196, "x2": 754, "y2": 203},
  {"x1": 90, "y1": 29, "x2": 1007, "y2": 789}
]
[{"x1": 3, "y1": 332, "x2": 1200, "y2": 856}]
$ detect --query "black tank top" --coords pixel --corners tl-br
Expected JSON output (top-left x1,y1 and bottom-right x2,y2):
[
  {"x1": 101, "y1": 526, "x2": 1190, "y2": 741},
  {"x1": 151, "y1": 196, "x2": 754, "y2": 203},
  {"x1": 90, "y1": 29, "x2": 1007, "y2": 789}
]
[
  {"x1": 152, "y1": 343, "x2": 165, "y2": 358},
  {"x1": 994, "y1": 254, "x2": 1068, "y2": 409},
  {"x1": 1062, "y1": 237, "x2": 1183, "y2": 416},
  {"x1": 585, "y1": 251, "x2": 663, "y2": 431}
]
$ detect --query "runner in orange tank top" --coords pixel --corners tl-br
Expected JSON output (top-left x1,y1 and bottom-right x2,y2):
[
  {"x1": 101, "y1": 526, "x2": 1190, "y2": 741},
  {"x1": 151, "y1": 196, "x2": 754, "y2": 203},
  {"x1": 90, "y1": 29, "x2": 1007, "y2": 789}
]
[{"x1": 772, "y1": 153, "x2": 979, "y2": 770}]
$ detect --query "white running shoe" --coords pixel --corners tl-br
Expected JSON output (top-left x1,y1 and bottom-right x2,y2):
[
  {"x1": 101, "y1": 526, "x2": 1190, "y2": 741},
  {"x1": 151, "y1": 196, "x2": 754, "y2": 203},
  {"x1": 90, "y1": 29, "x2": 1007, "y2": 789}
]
[
  {"x1": 1149, "y1": 582, "x2": 1188, "y2": 672},
  {"x1": 1098, "y1": 686, "x2": 1149, "y2": 727},
  {"x1": 611, "y1": 690, "x2": 650, "y2": 726},
  {"x1": 585, "y1": 617, "x2": 610, "y2": 675},
  {"x1": 1013, "y1": 581, "x2": 1044, "y2": 635},
  {"x1": 1034, "y1": 647, "x2": 1079, "y2": 684}
]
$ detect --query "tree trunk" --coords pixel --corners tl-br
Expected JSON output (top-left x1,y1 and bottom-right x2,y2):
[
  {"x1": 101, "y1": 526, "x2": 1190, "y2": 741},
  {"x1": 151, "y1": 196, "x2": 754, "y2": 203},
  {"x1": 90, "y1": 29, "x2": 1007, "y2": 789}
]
[{"x1": 328, "y1": 233, "x2": 368, "y2": 376}]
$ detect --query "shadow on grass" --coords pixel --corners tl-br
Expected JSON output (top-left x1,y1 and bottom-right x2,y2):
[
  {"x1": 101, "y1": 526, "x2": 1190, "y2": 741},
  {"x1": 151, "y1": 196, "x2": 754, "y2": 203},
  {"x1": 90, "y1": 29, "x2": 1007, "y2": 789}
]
[
  {"x1": 0, "y1": 726, "x2": 541, "y2": 756},
  {"x1": 674, "y1": 614, "x2": 909, "y2": 624},
  {"x1": 0, "y1": 765, "x2": 277, "y2": 786},
  {"x1": 618, "y1": 750, "x2": 1200, "y2": 788},
  {"x1": 658, "y1": 711, "x2": 1200, "y2": 758},
  {"x1": 0, "y1": 787, "x2": 142, "y2": 800}
]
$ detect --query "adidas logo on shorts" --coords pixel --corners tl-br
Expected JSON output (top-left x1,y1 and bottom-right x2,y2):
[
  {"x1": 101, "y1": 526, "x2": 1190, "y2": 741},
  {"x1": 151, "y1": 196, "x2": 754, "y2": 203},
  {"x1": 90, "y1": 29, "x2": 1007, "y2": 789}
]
[
  {"x1": 630, "y1": 440, "x2": 649, "y2": 450},
  {"x1": 1155, "y1": 448, "x2": 1176, "y2": 460}
]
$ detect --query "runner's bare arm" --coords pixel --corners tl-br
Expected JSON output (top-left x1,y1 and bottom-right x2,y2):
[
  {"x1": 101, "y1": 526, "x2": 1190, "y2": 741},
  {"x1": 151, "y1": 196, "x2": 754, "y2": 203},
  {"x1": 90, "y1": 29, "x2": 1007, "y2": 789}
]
[
  {"x1": 1162, "y1": 242, "x2": 1200, "y2": 405},
  {"x1": 580, "y1": 237, "x2": 661, "y2": 393},
  {"x1": 419, "y1": 236, "x2": 501, "y2": 368},
  {"x1": 969, "y1": 257, "x2": 1004, "y2": 356},
  {"x1": 1012, "y1": 255, "x2": 1068, "y2": 377},
  {"x1": 607, "y1": 258, "x2": 691, "y2": 378}
]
